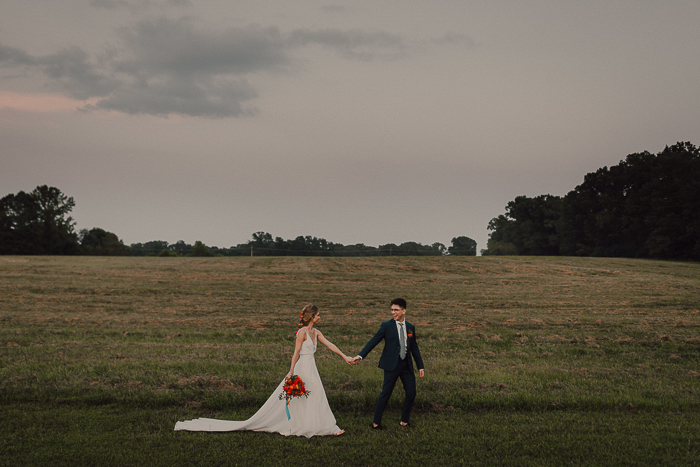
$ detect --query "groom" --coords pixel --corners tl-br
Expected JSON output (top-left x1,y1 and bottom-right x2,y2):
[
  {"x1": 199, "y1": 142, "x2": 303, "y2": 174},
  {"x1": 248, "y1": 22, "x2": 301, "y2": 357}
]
[{"x1": 353, "y1": 298, "x2": 425, "y2": 428}]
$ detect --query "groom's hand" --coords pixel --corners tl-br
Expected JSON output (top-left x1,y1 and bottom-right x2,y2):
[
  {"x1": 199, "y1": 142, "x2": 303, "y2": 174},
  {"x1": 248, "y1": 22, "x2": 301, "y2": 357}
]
[{"x1": 419, "y1": 369, "x2": 425, "y2": 378}]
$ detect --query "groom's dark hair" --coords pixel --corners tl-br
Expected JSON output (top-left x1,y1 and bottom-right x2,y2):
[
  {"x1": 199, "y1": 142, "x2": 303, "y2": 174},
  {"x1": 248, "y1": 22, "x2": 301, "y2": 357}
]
[{"x1": 391, "y1": 298, "x2": 407, "y2": 309}]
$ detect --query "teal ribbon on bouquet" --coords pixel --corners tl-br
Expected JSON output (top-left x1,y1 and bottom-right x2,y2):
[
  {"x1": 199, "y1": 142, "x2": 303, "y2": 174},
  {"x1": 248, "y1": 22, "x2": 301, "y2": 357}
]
[{"x1": 286, "y1": 403, "x2": 291, "y2": 420}]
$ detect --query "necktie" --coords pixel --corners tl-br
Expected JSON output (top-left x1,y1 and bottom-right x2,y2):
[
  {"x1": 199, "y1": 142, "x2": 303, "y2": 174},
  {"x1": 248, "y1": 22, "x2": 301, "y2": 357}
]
[{"x1": 399, "y1": 322, "x2": 406, "y2": 359}]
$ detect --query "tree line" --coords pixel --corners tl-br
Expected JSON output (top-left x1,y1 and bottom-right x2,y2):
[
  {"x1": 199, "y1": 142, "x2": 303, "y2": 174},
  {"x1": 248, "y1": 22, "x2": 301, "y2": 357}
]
[
  {"x1": 1, "y1": 186, "x2": 477, "y2": 257},
  {"x1": 8, "y1": 141, "x2": 696, "y2": 260},
  {"x1": 130, "y1": 233, "x2": 477, "y2": 257},
  {"x1": 483, "y1": 141, "x2": 700, "y2": 260}
]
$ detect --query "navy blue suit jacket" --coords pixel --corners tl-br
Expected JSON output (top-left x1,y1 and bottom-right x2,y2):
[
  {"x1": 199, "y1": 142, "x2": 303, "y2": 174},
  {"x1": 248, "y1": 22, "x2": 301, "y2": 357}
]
[{"x1": 359, "y1": 319, "x2": 424, "y2": 372}]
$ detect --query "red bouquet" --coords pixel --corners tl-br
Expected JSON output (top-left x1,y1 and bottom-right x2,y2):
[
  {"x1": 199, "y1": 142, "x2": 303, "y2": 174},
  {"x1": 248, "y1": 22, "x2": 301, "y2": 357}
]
[
  {"x1": 279, "y1": 375, "x2": 310, "y2": 405},
  {"x1": 279, "y1": 375, "x2": 309, "y2": 420}
]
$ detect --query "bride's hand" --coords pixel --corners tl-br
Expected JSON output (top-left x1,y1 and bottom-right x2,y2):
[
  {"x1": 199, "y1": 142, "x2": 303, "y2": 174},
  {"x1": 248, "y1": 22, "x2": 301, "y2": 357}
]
[
  {"x1": 344, "y1": 356, "x2": 353, "y2": 365},
  {"x1": 285, "y1": 371, "x2": 292, "y2": 379}
]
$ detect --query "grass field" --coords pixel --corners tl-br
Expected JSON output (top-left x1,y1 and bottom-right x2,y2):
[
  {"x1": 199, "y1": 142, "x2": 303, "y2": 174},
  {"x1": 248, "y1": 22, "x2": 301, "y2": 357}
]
[{"x1": 1, "y1": 255, "x2": 699, "y2": 466}]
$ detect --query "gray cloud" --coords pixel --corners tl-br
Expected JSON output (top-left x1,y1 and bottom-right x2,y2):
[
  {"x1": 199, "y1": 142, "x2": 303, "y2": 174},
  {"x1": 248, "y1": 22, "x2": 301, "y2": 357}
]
[
  {"x1": 116, "y1": 19, "x2": 290, "y2": 76},
  {"x1": 98, "y1": 18, "x2": 289, "y2": 116},
  {"x1": 87, "y1": 75, "x2": 258, "y2": 118},
  {"x1": 0, "y1": 43, "x2": 37, "y2": 67},
  {"x1": 1, "y1": 42, "x2": 118, "y2": 99},
  {"x1": 40, "y1": 47, "x2": 120, "y2": 100},
  {"x1": 1, "y1": 18, "x2": 405, "y2": 117}
]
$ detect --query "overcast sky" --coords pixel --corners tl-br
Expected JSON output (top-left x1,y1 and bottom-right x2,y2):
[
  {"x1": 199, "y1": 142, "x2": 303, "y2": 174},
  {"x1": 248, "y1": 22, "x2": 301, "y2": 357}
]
[{"x1": 2, "y1": 0, "x2": 699, "y2": 253}]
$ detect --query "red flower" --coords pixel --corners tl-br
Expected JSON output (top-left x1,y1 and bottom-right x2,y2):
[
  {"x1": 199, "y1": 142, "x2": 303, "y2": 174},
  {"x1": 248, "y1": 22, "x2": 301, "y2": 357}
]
[{"x1": 279, "y1": 374, "x2": 310, "y2": 404}]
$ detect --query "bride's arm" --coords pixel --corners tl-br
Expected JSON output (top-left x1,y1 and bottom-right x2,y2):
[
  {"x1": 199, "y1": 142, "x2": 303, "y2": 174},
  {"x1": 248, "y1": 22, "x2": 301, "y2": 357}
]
[
  {"x1": 286, "y1": 330, "x2": 306, "y2": 378},
  {"x1": 317, "y1": 331, "x2": 353, "y2": 364}
]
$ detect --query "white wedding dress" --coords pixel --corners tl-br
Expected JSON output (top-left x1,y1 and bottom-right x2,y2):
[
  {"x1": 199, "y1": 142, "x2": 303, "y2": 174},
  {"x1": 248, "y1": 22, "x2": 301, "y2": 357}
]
[{"x1": 174, "y1": 328, "x2": 341, "y2": 437}]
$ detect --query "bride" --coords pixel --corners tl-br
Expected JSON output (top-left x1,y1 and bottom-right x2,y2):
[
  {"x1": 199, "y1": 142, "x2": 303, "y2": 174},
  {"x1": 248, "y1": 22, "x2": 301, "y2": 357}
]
[{"x1": 174, "y1": 304, "x2": 352, "y2": 437}]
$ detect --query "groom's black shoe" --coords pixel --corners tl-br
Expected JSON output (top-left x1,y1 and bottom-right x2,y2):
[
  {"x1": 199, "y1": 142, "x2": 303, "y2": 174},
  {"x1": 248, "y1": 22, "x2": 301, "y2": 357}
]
[{"x1": 371, "y1": 423, "x2": 383, "y2": 430}]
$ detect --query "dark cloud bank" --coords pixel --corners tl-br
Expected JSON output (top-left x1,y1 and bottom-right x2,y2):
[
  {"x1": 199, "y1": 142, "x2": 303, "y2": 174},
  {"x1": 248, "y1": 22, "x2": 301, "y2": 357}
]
[{"x1": 0, "y1": 17, "x2": 404, "y2": 118}]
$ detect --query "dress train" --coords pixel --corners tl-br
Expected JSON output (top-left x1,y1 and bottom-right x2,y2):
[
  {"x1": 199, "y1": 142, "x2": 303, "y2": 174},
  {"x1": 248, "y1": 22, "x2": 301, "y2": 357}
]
[{"x1": 174, "y1": 329, "x2": 341, "y2": 438}]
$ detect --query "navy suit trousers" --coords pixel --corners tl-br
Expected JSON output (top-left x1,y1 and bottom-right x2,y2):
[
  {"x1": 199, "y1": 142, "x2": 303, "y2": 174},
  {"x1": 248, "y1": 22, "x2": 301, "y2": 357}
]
[{"x1": 373, "y1": 357, "x2": 416, "y2": 425}]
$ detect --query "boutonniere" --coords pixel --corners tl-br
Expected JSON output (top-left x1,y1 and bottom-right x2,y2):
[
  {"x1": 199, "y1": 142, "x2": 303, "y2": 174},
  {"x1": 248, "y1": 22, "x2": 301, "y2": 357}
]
[{"x1": 408, "y1": 332, "x2": 413, "y2": 338}]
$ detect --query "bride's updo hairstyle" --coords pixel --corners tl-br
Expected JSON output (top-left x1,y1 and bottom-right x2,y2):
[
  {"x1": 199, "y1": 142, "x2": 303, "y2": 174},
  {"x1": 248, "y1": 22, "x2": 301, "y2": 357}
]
[{"x1": 298, "y1": 304, "x2": 319, "y2": 328}]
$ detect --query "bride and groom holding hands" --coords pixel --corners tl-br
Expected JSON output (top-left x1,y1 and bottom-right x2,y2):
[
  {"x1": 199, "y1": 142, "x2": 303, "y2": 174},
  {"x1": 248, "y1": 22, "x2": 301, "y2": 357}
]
[{"x1": 175, "y1": 298, "x2": 425, "y2": 437}]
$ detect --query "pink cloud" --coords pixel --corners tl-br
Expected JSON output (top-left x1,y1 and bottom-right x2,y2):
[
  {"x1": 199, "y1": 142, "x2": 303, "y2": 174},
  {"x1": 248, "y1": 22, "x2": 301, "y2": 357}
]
[{"x1": 0, "y1": 92, "x2": 98, "y2": 113}]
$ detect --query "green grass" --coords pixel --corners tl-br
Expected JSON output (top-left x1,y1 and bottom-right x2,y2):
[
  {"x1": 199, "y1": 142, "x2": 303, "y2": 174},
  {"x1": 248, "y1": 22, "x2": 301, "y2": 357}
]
[
  {"x1": 1, "y1": 255, "x2": 700, "y2": 465},
  {"x1": 3, "y1": 404, "x2": 699, "y2": 466}
]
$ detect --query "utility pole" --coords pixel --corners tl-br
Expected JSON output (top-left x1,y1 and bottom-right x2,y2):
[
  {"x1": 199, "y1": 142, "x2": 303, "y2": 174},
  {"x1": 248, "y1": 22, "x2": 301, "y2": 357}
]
[{"x1": 250, "y1": 244, "x2": 253, "y2": 257}]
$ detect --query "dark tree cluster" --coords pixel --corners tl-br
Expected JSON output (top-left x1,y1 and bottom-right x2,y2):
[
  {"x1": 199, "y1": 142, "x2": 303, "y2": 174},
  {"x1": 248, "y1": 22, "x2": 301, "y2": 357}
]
[
  {"x1": 130, "y1": 233, "x2": 478, "y2": 257},
  {"x1": 79, "y1": 228, "x2": 132, "y2": 256},
  {"x1": 1, "y1": 186, "x2": 80, "y2": 255},
  {"x1": 130, "y1": 240, "x2": 218, "y2": 257},
  {"x1": 1, "y1": 185, "x2": 80, "y2": 255},
  {"x1": 1, "y1": 186, "x2": 130, "y2": 256},
  {"x1": 483, "y1": 142, "x2": 700, "y2": 260}
]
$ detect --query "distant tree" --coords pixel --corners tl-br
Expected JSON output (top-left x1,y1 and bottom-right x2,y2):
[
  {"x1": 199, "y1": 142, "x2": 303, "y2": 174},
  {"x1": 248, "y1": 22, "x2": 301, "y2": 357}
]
[
  {"x1": 448, "y1": 236, "x2": 477, "y2": 256},
  {"x1": 289, "y1": 236, "x2": 308, "y2": 255},
  {"x1": 558, "y1": 142, "x2": 700, "y2": 259},
  {"x1": 397, "y1": 242, "x2": 423, "y2": 256},
  {"x1": 484, "y1": 195, "x2": 562, "y2": 256},
  {"x1": 0, "y1": 191, "x2": 39, "y2": 254},
  {"x1": 32, "y1": 185, "x2": 80, "y2": 254},
  {"x1": 170, "y1": 240, "x2": 193, "y2": 256},
  {"x1": 378, "y1": 243, "x2": 398, "y2": 256},
  {"x1": 132, "y1": 241, "x2": 244, "y2": 257},
  {"x1": 272, "y1": 236, "x2": 288, "y2": 255},
  {"x1": 130, "y1": 240, "x2": 170, "y2": 256},
  {"x1": 252, "y1": 232, "x2": 273, "y2": 245},
  {"x1": 79, "y1": 228, "x2": 131, "y2": 256},
  {"x1": 481, "y1": 238, "x2": 518, "y2": 256},
  {"x1": 432, "y1": 242, "x2": 447, "y2": 255},
  {"x1": 192, "y1": 240, "x2": 214, "y2": 257},
  {"x1": 250, "y1": 231, "x2": 274, "y2": 256},
  {"x1": 487, "y1": 142, "x2": 700, "y2": 260},
  {"x1": 376, "y1": 241, "x2": 445, "y2": 256},
  {"x1": 482, "y1": 215, "x2": 516, "y2": 256},
  {"x1": 305, "y1": 236, "x2": 329, "y2": 256},
  {"x1": 208, "y1": 245, "x2": 234, "y2": 256},
  {"x1": 329, "y1": 242, "x2": 379, "y2": 256},
  {"x1": 0, "y1": 185, "x2": 79, "y2": 255}
]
